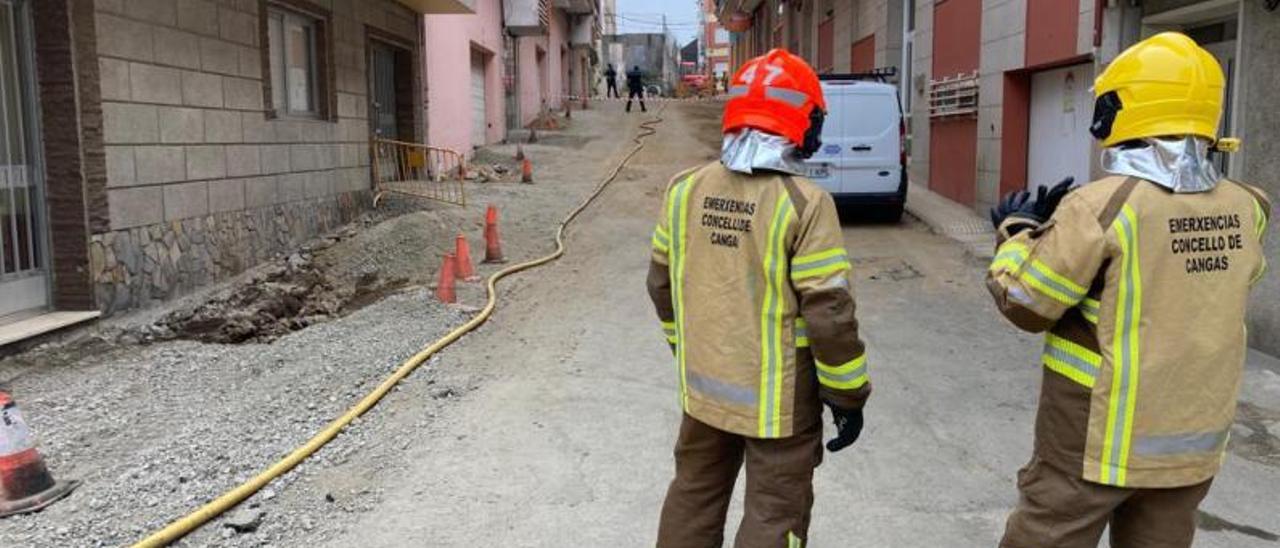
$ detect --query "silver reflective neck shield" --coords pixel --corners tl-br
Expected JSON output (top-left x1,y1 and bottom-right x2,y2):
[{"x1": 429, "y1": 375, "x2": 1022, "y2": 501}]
[
  {"x1": 720, "y1": 129, "x2": 808, "y2": 176},
  {"x1": 1101, "y1": 136, "x2": 1221, "y2": 193}
]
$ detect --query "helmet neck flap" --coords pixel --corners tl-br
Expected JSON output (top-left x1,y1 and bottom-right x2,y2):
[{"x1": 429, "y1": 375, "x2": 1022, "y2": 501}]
[
  {"x1": 721, "y1": 128, "x2": 810, "y2": 176},
  {"x1": 1102, "y1": 136, "x2": 1221, "y2": 193}
]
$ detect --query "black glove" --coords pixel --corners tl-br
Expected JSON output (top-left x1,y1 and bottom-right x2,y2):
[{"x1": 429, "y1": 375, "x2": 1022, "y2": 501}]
[
  {"x1": 990, "y1": 177, "x2": 1075, "y2": 234},
  {"x1": 824, "y1": 402, "x2": 864, "y2": 453}
]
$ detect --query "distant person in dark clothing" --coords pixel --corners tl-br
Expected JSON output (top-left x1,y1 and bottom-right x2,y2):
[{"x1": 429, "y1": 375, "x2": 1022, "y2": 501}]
[
  {"x1": 605, "y1": 64, "x2": 619, "y2": 98},
  {"x1": 626, "y1": 65, "x2": 647, "y2": 113}
]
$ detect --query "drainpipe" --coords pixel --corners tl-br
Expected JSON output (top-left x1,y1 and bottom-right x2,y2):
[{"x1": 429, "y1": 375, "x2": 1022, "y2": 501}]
[{"x1": 1093, "y1": 0, "x2": 1105, "y2": 48}]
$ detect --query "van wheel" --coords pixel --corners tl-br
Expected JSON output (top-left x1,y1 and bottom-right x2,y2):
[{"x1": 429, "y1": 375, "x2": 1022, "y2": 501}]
[{"x1": 878, "y1": 203, "x2": 905, "y2": 223}]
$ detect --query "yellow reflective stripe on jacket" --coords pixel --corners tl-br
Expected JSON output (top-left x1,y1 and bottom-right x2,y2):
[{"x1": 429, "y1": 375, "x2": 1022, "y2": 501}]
[
  {"x1": 795, "y1": 317, "x2": 809, "y2": 348},
  {"x1": 758, "y1": 196, "x2": 795, "y2": 438},
  {"x1": 1254, "y1": 197, "x2": 1268, "y2": 239},
  {"x1": 1042, "y1": 334, "x2": 1101, "y2": 388},
  {"x1": 652, "y1": 226, "x2": 670, "y2": 254},
  {"x1": 787, "y1": 532, "x2": 803, "y2": 548},
  {"x1": 1079, "y1": 298, "x2": 1101, "y2": 324},
  {"x1": 816, "y1": 354, "x2": 869, "y2": 390},
  {"x1": 1253, "y1": 198, "x2": 1269, "y2": 285},
  {"x1": 990, "y1": 241, "x2": 1029, "y2": 273},
  {"x1": 661, "y1": 320, "x2": 677, "y2": 344},
  {"x1": 991, "y1": 241, "x2": 1087, "y2": 305},
  {"x1": 790, "y1": 247, "x2": 851, "y2": 280},
  {"x1": 1102, "y1": 204, "x2": 1142, "y2": 487},
  {"x1": 668, "y1": 176, "x2": 696, "y2": 409}
]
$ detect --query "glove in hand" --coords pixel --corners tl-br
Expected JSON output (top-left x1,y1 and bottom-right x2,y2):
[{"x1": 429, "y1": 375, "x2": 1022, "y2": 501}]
[
  {"x1": 824, "y1": 402, "x2": 864, "y2": 453},
  {"x1": 990, "y1": 177, "x2": 1075, "y2": 232}
]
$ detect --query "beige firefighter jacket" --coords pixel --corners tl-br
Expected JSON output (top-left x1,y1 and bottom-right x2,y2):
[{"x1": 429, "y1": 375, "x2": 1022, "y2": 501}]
[
  {"x1": 988, "y1": 175, "x2": 1271, "y2": 488},
  {"x1": 647, "y1": 162, "x2": 871, "y2": 439}
]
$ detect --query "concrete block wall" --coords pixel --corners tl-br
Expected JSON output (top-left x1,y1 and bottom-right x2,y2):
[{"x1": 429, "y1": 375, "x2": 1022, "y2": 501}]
[
  {"x1": 1238, "y1": 1, "x2": 1280, "y2": 355},
  {"x1": 908, "y1": 0, "x2": 933, "y2": 189},
  {"x1": 976, "y1": 0, "x2": 1025, "y2": 213},
  {"x1": 87, "y1": 0, "x2": 420, "y2": 313}
]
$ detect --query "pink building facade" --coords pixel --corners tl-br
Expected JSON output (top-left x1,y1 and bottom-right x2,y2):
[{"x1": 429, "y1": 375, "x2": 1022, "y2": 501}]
[
  {"x1": 515, "y1": 8, "x2": 569, "y2": 127},
  {"x1": 424, "y1": 0, "x2": 507, "y2": 157}
]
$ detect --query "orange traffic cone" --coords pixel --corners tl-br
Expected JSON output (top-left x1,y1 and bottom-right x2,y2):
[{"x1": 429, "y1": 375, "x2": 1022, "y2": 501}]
[
  {"x1": 454, "y1": 234, "x2": 478, "y2": 281},
  {"x1": 483, "y1": 205, "x2": 505, "y2": 264},
  {"x1": 515, "y1": 144, "x2": 525, "y2": 162},
  {"x1": 521, "y1": 157, "x2": 533, "y2": 184},
  {"x1": 435, "y1": 254, "x2": 457, "y2": 304},
  {"x1": 0, "y1": 392, "x2": 78, "y2": 518}
]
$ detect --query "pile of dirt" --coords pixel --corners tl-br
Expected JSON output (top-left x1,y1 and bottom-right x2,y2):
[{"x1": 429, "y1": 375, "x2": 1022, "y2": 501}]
[
  {"x1": 152, "y1": 247, "x2": 408, "y2": 344},
  {"x1": 464, "y1": 163, "x2": 512, "y2": 183},
  {"x1": 526, "y1": 110, "x2": 568, "y2": 131}
]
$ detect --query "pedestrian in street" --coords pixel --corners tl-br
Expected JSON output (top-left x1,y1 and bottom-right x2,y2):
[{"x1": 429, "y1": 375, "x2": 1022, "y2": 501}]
[
  {"x1": 648, "y1": 49, "x2": 869, "y2": 548},
  {"x1": 987, "y1": 32, "x2": 1270, "y2": 548},
  {"x1": 625, "y1": 65, "x2": 646, "y2": 113},
  {"x1": 604, "y1": 64, "x2": 619, "y2": 98}
]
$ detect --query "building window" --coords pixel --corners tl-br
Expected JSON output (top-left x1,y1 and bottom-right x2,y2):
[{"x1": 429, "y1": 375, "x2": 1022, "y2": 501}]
[
  {"x1": 268, "y1": 8, "x2": 319, "y2": 117},
  {"x1": 715, "y1": 28, "x2": 729, "y2": 44}
]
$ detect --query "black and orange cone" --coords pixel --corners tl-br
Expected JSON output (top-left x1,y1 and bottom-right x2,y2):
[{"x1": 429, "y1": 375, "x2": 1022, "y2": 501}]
[
  {"x1": 454, "y1": 234, "x2": 478, "y2": 282},
  {"x1": 435, "y1": 254, "x2": 457, "y2": 304},
  {"x1": 0, "y1": 392, "x2": 78, "y2": 518},
  {"x1": 483, "y1": 206, "x2": 505, "y2": 264}
]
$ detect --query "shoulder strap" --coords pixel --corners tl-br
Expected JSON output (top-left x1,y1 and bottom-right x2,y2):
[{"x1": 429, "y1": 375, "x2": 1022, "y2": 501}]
[
  {"x1": 779, "y1": 175, "x2": 809, "y2": 218},
  {"x1": 1232, "y1": 180, "x2": 1272, "y2": 222},
  {"x1": 1097, "y1": 177, "x2": 1141, "y2": 228}
]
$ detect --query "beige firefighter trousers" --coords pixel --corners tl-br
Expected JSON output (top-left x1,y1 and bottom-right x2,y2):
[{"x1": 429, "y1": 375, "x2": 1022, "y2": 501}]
[
  {"x1": 1000, "y1": 453, "x2": 1213, "y2": 548},
  {"x1": 657, "y1": 413, "x2": 823, "y2": 548}
]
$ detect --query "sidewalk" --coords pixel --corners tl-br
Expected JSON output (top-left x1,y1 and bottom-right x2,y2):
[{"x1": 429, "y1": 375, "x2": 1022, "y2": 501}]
[{"x1": 904, "y1": 182, "x2": 996, "y2": 259}]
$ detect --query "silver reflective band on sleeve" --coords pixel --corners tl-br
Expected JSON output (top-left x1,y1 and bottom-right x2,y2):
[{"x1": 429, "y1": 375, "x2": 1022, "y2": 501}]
[
  {"x1": 1133, "y1": 428, "x2": 1230, "y2": 457},
  {"x1": 764, "y1": 86, "x2": 809, "y2": 108},
  {"x1": 687, "y1": 370, "x2": 758, "y2": 406},
  {"x1": 728, "y1": 85, "x2": 749, "y2": 98}
]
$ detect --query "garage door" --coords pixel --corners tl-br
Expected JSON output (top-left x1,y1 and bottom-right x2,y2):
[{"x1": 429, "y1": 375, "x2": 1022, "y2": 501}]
[
  {"x1": 470, "y1": 51, "x2": 487, "y2": 148},
  {"x1": 1028, "y1": 63, "x2": 1095, "y2": 193}
]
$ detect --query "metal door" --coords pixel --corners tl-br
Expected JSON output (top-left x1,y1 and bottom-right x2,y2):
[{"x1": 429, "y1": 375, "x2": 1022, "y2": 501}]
[
  {"x1": 470, "y1": 51, "x2": 487, "y2": 148},
  {"x1": 1201, "y1": 40, "x2": 1235, "y2": 176},
  {"x1": 370, "y1": 43, "x2": 398, "y2": 138},
  {"x1": 0, "y1": 0, "x2": 46, "y2": 320},
  {"x1": 1028, "y1": 63, "x2": 1095, "y2": 193}
]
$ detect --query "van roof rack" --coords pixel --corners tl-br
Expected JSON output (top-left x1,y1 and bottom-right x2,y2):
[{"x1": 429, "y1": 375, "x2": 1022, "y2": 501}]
[{"x1": 820, "y1": 67, "x2": 898, "y2": 83}]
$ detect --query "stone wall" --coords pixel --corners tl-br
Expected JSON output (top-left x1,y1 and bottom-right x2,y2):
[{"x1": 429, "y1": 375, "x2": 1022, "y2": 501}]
[
  {"x1": 83, "y1": 0, "x2": 419, "y2": 315},
  {"x1": 89, "y1": 189, "x2": 370, "y2": 313}
]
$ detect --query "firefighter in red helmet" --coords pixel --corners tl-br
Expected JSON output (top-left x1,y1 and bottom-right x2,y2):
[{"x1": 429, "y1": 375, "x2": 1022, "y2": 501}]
[{"x1": 649, "y1": 49, "x2": 871, "y2": 548}]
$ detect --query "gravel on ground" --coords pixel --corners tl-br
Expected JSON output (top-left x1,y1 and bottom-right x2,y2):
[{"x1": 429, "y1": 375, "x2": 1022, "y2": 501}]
[{"x1": 0, "y1": 105, "x2": 646, "y2": 547}]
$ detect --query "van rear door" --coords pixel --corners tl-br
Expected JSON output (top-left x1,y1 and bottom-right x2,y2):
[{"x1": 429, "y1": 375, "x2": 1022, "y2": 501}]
[{"x1": 809, "y1": 82, "x2": 901, "y2": 195}]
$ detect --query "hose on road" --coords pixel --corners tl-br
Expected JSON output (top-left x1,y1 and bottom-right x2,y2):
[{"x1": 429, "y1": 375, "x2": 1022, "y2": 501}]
[{"x1": 133, "y1": 105, "x2": 668, "y2": 547}]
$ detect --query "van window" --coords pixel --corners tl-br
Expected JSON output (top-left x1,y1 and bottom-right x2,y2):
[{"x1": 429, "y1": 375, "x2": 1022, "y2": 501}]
[{"x1": 840, "y1": 92, "x2": 898, "y2": 137}]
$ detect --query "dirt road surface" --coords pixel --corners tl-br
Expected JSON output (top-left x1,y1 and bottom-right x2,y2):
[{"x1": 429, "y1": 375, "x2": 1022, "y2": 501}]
[{"x1": 2, "y1": 101, "x2": 1278, "y2": 547}]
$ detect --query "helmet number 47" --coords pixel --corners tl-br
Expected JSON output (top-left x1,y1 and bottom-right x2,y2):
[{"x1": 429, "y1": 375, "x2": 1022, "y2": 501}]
[{"x1": 741, "y1": 61, "x2": 784, "y2": 86}]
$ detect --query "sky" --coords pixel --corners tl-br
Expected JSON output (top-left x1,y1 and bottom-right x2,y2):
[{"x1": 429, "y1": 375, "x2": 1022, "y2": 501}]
[{"x1": 613, "y1": 0, "x2": 703, "y2": 45}]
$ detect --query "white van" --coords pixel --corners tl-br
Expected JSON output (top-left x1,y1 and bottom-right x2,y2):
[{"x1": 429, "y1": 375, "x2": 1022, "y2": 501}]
[{"x1": 803, "y1": 73, "x2": 907, "y2": 221}]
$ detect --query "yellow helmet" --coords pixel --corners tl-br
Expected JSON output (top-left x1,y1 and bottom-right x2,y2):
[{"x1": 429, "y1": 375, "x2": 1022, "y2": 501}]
[{"x1": 1091, "y1": 32, "x2": 1226, "y2": 148}]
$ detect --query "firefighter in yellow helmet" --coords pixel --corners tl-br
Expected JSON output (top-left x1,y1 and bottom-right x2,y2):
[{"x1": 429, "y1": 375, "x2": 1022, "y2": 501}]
[
  {"x1": 987, "y1": 32, "x2": 1271, "y2": 548},
  {"x1": 647, "y1": 49, "x2": 870, "y2": 547}
]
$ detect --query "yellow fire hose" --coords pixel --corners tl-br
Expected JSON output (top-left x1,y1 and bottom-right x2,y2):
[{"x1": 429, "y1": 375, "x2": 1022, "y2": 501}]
[{"x1": 133, "y1": 105, "x2": 668, "y2": 547}]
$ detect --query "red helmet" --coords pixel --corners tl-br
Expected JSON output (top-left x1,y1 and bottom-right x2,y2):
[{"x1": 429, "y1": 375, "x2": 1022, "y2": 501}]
[{"x1": 723, "y1": 49, "x2": 826, "y2": 149}]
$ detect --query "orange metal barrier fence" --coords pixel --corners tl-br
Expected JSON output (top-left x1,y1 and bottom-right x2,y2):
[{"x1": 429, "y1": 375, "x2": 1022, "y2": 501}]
[{"x1": 371, "y1": 138, "x2": 467, "y2": 208}]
